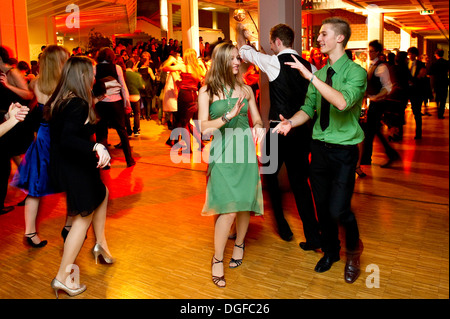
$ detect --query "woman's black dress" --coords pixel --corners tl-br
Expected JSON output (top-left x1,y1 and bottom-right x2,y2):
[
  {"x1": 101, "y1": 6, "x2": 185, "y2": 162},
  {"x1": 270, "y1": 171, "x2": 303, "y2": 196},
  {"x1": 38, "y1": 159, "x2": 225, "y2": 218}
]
[{"x1": 50, "y1": 97, "x2": 106, "y2": 217}]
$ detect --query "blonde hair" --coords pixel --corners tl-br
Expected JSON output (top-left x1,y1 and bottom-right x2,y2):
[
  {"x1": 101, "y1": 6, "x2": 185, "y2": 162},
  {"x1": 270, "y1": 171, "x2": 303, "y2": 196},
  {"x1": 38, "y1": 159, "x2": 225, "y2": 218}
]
[
  {"x1": 37, "y1": 45, "x2": 70, "y2": 95},
  {"x1": 45, "y1": 56, "x2": 96, "y2": 123},
  {"x1": 183, "y1": 48, "x2": 204, "y2": 82},
  {"x1": 204, "y1": 42, "x2": 244, "y2": 100}
]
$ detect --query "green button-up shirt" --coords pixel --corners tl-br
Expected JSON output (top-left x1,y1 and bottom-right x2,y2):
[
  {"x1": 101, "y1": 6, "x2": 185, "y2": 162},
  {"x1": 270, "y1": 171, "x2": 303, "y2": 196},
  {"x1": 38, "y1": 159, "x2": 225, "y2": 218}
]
[{"x1": 301, "y1": 54, "x2": 367, "y2": 145}]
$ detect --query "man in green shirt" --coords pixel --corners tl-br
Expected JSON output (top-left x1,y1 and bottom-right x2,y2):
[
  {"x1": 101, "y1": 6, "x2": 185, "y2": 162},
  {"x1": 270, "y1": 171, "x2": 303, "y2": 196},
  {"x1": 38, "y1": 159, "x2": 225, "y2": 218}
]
[
  {"x1": 273, "y1": 17, "x2": 366, "y2": 284},
  {"x1": 125, "y1": 60, "x2": 145, "y2": 136}
]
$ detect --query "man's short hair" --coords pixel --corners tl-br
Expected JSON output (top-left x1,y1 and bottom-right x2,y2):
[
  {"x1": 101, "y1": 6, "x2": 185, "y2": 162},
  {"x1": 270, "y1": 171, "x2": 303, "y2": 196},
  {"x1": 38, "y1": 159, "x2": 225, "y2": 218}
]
[
  {"x1": 322, "y1": 17, "x2": 351, "y2": 48},
  {"x1": 369, "y1": 40, "x2": 383, "y2": 53},
  {"x1": 270, "y1": 24, "x2": 295, "y2": 48},
  {"x1": 407, "y1": 47, "x2": 419, "y2": 56},
  {"x1": 435, "y1": 49, "x2": 444, "y2": 58},
  {"x1": 125, "y1": 60, "x2": 134, "y2": 69}
]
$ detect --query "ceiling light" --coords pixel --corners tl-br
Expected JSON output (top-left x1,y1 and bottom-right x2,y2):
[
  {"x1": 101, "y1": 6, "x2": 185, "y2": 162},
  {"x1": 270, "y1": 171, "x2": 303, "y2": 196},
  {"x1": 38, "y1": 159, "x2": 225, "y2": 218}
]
[
  {"x1": 420, "y1": 9, "x2": 434, "y2": 15},
  {"x1": 233, "y1": 0, "x2": 246, "y2": 22},
  {"x1": 202, "y1": 7, "x2": 216, "y2": 10}
]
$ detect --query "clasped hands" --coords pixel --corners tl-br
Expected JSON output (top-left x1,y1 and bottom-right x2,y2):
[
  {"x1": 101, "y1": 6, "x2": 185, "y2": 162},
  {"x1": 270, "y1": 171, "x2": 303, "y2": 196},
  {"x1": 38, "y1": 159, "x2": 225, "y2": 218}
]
[{"x1": 7, "y1": 102, "x2": 30, "y2": 122}]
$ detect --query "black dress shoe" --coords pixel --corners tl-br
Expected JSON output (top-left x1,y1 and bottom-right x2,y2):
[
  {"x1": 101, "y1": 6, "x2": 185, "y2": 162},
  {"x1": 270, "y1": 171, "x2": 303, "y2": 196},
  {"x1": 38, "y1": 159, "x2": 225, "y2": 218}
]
[
  {"x1": 314, "y1": 254, "x2": 340, "y2": 273},
  {"x1": 0, "y1": 206, "x2": 14, "y2": 215},
  {"x1": 380, "y1": 153, "x2": 400, "y2": 168},
  {"x1": 344, "y1": 240, "x2": 364, "y2": 284},
  {"x1": 299, "y1": 242, "x2": 321, "y2": 251},
  {"x1": 279, "y1": 230, "x2": 293, "y2": 241},
  {"x1": 276, "y1": 219, "x2": 293, "y2": 241}
]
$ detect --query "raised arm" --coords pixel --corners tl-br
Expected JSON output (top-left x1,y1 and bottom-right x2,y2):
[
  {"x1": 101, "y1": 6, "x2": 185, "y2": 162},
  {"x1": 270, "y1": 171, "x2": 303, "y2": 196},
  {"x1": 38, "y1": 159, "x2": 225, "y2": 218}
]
[
  {"x1": 0, "y1": 68, "x2": 34, "y2": 101},
  {"x1": 285, "y1": 54, "x2": 347, "y2": 110}
]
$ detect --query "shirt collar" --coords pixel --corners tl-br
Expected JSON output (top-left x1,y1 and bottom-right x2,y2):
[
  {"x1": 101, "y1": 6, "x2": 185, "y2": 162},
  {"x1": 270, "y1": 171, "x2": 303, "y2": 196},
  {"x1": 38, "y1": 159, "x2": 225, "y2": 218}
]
[
  {"x1": 277, "y1": 48, "x2": 299, "y2": 57},
  {"x1": 325, "y1": 53, "x2": 350, "y2": 74}
]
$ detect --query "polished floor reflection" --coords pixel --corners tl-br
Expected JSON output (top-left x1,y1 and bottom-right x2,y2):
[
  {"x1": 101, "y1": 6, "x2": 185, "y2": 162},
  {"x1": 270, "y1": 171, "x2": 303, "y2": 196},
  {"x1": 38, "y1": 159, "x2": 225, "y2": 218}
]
[{"x1": 0, "y1": 104, "x2": 448, "y2": 299}]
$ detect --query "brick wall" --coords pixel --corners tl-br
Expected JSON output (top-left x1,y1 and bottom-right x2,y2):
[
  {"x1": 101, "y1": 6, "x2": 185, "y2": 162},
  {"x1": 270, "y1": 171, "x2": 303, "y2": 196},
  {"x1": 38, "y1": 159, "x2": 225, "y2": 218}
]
[{"x1": 384, "y1": 23, "x2": 401, "y2": 50}]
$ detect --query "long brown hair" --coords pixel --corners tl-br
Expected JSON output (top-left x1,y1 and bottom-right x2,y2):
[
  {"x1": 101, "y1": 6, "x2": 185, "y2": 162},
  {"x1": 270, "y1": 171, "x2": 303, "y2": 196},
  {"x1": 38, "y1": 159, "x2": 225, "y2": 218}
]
[
  {"x1": 45, "y1": 56, "x2": 96, "y2": 123},
  {"x1": 37, "y1": 45, "x2": 70, "y2": 95},
  {"x1": 204, "y1": 42, "x2": 245, "y2": 100}
]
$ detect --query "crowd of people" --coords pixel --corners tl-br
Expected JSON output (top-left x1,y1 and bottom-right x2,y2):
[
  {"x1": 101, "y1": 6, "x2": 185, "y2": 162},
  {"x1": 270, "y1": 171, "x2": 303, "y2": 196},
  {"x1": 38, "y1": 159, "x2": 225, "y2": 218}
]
[
  {"x1": 0, "y1": 17, "x2": 448, "y2": 297},
  {"x1": 302, "y1": 38, "x2": 449, "y2": 175}
]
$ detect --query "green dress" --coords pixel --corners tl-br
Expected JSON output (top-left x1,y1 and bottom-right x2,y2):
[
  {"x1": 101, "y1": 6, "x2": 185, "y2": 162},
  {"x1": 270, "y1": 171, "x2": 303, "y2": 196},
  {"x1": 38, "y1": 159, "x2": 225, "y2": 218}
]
[{"x1": 202, "y1": 96, "x2": 264, "y2": 216}]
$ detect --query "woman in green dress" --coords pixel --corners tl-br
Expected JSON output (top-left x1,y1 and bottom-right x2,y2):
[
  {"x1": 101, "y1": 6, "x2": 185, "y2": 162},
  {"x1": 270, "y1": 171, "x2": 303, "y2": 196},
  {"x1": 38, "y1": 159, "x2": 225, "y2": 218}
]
[{"x1": 198, "y1": 42, "x2": 265, "y2": 288}]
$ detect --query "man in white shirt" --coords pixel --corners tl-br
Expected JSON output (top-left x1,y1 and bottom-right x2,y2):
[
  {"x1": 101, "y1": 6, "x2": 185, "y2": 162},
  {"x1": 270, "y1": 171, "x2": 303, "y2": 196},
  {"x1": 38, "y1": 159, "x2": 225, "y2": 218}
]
[
  {"x1": 360, "y1": 40, "x2": 399, "y2": 168},
  {"x1": 237, "y1": 23, "x2": 321, "y2": 249}
]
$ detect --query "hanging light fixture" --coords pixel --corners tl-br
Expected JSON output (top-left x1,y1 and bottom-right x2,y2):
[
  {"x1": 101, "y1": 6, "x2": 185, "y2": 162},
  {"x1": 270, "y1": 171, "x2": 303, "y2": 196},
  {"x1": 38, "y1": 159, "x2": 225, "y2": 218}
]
[{"x1": 233, "y1": 0, "x2": 246, "y2": 22}]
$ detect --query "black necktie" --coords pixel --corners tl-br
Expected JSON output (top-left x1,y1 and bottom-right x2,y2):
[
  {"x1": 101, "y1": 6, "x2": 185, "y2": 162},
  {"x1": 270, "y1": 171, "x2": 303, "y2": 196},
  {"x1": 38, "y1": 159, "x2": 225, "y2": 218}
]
[{"x1": 320, "y1": 67, "x2": 335, "y2": 131}]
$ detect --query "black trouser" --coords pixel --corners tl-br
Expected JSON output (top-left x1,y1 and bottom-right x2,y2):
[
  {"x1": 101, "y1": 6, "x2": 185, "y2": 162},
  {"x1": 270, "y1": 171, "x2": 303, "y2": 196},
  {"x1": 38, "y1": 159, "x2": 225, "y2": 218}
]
[
  {"x1": 409, "y1": 90, "x2": 423, "y2": 138},
  {"x1": 262, "y1": 124, "x2": 320, "y2": 245},
  {"x1": 0, "y1": 119, "x2": 34, "y2": 208},
  {"x1": 435, "y1": 87, "x2": 448, "y2": 118},
  {"x1": 0, "y1": 154, "x2": 11, "y2": 209},
  {"x1": 361, "y1": 100, "x2": 398, "y2": 163},
  {"x1": 95, "y1": 100, "x2": 134, "y2": 165},
  {"x1": 309, "y1": 140, "x2": 360, "y2": 255},
  {"x1": 131, "y1": 100, "x2": 141, "y2": 133}
]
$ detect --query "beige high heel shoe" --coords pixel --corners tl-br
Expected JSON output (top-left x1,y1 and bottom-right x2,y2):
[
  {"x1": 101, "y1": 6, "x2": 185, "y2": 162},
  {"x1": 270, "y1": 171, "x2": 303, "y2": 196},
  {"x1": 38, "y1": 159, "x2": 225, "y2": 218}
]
[
  {"x1": 92, "y1": 243, "x2": 115, "y2": 264},
  {"x1": 51, "y1": 278, "x2": 86, "y2": 299}
]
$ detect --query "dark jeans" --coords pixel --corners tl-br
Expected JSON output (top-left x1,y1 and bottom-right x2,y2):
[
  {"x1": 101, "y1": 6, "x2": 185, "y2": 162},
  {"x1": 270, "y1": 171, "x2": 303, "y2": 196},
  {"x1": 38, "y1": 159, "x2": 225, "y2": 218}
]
[
  {"x1": 95, "y1": 100, "x2": 134, "y2": 165},
  {"x1": 435, "y1": 87, "x2": 448, "y2": 118},
  {"x1": 0, "y1": 155, "x2": 11, "y2": 208},
  {"x1": 0, "y1": 120, "x2": 33, "y2": 208},
  {"x1": 309, "y1": 140, "x2": 360, "y2": 255},
  {"x1": 409, "y1": 92, "x2": 423, "y2": 138},
  {"x1": 361, "y1": 100, "x2": 398, "y2": 164},
  {"x1": 131, "y1": 100, "x2": 140, "y2": 133},
  {"x1": 261, "y1": 125, "x2": 321, "y2": 245}
]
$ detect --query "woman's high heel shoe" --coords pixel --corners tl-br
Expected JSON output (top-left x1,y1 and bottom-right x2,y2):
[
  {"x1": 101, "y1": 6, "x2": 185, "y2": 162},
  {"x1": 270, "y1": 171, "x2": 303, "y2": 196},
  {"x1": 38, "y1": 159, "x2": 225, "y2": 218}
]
[
  {"x1": 61, "y1": 226, "x2": 87, "y2": 243},
  {"x1": 61, "y1": 226, "x2": 71, "y2": 242},
  {"x1": 92, "y1": 243, "x2": 115, "y2": 264},
  {"x1": 51, "y1": 278, "x2": 86, "y2": 299},
  {"x1": 24, "y1": 232, "x2": 47, "y2": 248},
  {"x1": 211, "y1": 256, "x2": 226, "y2": 288},
  {"x1": 229, "y1": 242, "x2": 245, "y2": 268}
]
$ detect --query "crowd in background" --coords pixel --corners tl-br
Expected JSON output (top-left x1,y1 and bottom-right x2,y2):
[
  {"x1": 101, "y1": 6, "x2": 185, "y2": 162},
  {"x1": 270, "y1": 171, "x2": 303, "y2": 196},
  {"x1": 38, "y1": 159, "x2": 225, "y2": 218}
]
[
  {"x1": 0, "y1": 34, "x2": 262, "y2": 214},
  {"x1": 1, "y1": 36, "x2": 448, "y2": 217},
  {"x1": 0, "y1": 24, "x2": 448, "y2": 297},
  {"x1": 303, "y1": 44, "x2": 449, "y2": 145}
]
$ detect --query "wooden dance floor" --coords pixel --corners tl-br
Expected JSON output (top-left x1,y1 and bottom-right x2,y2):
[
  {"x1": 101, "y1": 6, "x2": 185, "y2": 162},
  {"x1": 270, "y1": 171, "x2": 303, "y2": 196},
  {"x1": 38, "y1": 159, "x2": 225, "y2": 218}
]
[{"x1": 0, "y1": 104, "x2": 448, "y2": 301}]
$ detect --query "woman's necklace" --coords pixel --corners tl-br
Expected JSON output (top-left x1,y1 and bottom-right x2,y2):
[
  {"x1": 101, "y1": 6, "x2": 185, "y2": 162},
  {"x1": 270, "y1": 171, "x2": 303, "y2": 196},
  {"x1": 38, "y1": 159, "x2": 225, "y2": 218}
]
[{"x1": 223, "y1": 85, "x2": 234, "y2": 109}]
